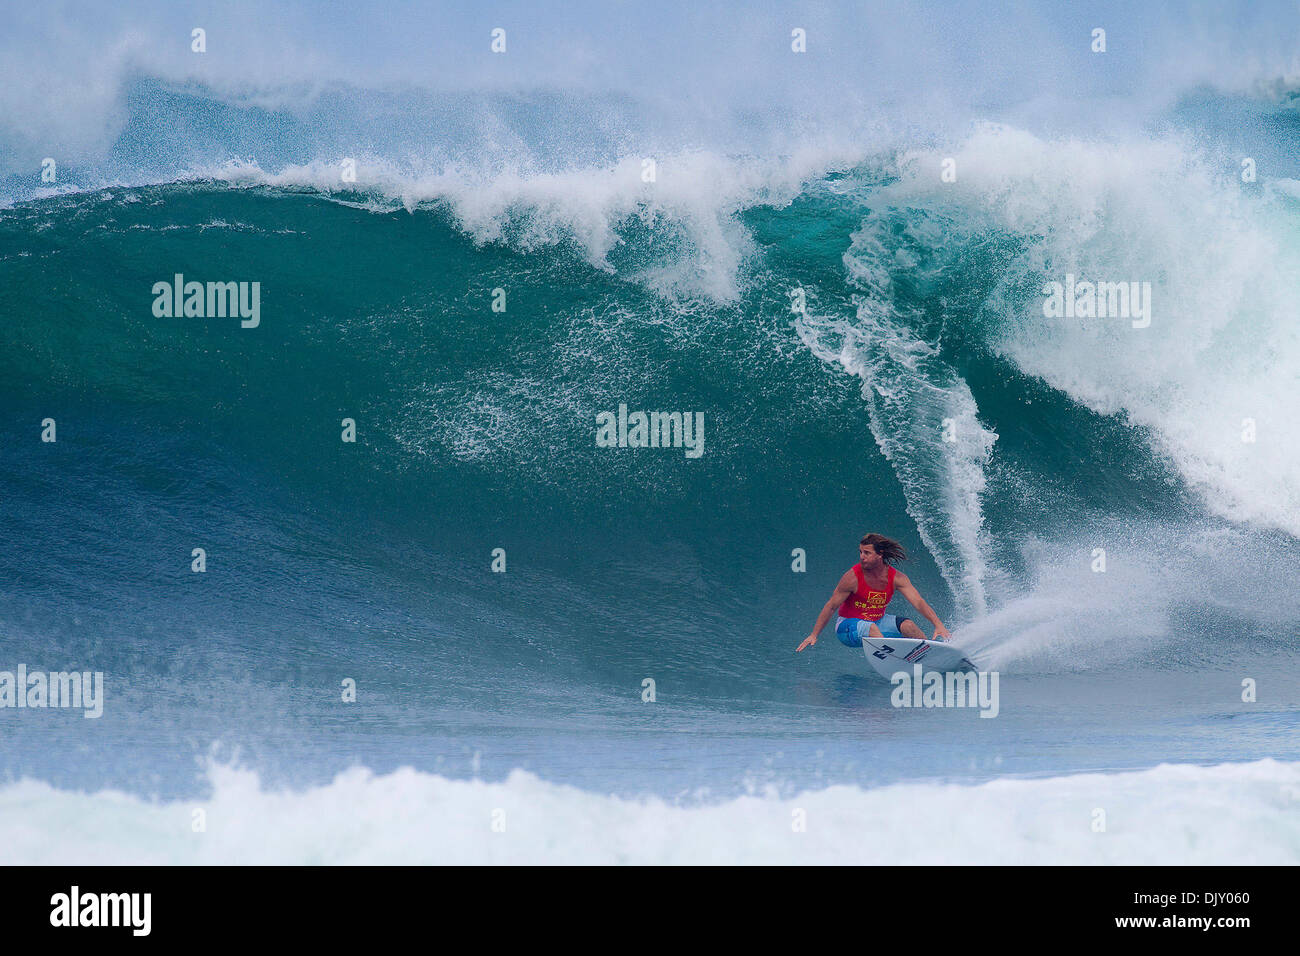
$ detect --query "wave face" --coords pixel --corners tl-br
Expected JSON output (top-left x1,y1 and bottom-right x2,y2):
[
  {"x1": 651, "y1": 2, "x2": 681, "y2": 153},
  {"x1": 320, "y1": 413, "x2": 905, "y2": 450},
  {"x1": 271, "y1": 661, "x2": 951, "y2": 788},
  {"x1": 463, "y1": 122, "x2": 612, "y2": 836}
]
[{"x1": 2, "y1": 4, "x2": 1300, "y2": 842}]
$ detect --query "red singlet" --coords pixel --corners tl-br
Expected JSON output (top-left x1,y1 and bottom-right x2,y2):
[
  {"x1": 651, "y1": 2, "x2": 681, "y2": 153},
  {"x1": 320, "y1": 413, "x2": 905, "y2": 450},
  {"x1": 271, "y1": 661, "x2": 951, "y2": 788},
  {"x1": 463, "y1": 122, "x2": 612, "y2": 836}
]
[{"x1": 838, "y1": 564, "x2": 895, "y2": 622}]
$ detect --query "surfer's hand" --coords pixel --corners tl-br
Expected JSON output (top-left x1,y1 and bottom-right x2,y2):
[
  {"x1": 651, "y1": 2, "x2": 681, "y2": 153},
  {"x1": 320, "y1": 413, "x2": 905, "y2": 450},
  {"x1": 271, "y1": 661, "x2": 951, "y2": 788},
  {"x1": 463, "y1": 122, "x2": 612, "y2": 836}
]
[
  {"x1": 797, "y1": 634, "x2": 817, "y2": 652},
  {"x1": 932, "y1": 624, "x2": 951, "y2": 642}
]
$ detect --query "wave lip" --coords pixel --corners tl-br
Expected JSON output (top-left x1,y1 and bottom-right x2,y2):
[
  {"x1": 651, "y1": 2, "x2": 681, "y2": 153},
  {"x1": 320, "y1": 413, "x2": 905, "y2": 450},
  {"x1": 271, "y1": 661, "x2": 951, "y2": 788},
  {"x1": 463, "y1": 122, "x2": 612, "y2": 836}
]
[
  {"x1": 3, "y1": 759, "x2": 1296, "y2": 865},
  {"x1": 858, "y1": 124, "x2": 1300, "y2": 541}
]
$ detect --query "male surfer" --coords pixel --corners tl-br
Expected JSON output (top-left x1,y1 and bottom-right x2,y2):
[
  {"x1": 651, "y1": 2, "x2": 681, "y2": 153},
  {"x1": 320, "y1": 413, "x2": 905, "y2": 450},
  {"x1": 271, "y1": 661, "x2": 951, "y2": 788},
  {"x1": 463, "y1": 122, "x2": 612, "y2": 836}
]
[{"x1": 797, "y1": 534, "x2": 951, "y2": 653}]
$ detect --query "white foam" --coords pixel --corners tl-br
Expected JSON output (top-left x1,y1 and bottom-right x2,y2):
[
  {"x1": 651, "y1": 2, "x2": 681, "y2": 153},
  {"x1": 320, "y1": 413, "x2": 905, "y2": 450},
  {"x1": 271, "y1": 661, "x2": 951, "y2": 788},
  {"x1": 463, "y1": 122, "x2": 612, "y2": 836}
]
[
  {"x1": 7, "y1": 2, "x2": 1300, "y2": 174},
  {"x1": 952, "y1": 520, "x2": 1300, "y2": 670},
  {"x1": 2, "y1": 759, "x2": 1296, "y2": 864},
  {"x1": 212, "y1": 147, "x2": 860, "y2": 301},
  {"x1": 872, "y1": 124, "x2": 1300, "y2": 540}
]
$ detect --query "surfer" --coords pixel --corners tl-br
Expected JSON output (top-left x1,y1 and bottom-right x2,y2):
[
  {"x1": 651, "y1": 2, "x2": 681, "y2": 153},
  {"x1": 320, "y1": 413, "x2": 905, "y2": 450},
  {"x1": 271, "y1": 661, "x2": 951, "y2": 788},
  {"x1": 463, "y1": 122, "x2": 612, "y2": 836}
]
[{"x1": 797, "y1": 534, "x2": 951, "y2": 652}]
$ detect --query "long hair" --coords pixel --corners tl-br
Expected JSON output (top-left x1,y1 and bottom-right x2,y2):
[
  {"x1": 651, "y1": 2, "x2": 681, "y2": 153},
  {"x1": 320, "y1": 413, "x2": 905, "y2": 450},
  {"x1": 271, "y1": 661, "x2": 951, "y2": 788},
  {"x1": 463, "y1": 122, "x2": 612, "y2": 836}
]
[{"x1": 860, "y1": 533, "x2": 907, "y2": 565}]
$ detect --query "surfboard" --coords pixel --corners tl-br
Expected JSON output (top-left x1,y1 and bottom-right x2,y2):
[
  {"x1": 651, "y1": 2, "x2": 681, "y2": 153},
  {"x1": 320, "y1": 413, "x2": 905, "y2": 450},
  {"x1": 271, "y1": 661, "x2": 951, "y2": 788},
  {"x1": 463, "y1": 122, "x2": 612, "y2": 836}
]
[{"x1": 860, "y1": 636, "x2": 976, "y2": 680}]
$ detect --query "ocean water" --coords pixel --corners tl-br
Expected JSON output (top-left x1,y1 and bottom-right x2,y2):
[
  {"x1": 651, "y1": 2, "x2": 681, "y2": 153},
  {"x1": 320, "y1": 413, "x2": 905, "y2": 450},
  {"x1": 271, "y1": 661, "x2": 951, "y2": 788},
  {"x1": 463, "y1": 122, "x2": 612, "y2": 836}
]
[{"x1": 2, "y1": 1, "x2": 1299, "y2": 865}]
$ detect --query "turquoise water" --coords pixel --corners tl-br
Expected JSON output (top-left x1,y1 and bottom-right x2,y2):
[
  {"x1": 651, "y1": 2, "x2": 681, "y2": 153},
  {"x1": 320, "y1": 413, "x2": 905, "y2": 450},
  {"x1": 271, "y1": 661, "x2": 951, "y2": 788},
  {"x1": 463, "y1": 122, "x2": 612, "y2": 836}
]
[{"x1": 3, "y1": 169, "x2": 1298, "y2": 800}]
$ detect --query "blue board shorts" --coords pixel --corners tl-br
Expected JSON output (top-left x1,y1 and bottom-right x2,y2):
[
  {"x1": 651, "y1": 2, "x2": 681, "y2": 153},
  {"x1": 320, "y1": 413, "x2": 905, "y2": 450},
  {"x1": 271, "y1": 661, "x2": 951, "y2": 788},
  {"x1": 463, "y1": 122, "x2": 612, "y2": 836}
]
[{"x1": 836, "y1": 614, "x2": 909, "y2": 648}]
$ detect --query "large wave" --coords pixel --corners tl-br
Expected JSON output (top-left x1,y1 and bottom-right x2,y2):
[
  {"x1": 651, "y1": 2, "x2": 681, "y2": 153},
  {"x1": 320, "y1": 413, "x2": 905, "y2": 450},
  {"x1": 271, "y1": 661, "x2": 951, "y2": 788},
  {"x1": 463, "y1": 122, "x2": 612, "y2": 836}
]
[
  {"x1": 6, "y1": 109, "x2": 1300, "y2": 659},
  {"x1": 4, "y1": 8, "x2": 1300, "y2": 817}
]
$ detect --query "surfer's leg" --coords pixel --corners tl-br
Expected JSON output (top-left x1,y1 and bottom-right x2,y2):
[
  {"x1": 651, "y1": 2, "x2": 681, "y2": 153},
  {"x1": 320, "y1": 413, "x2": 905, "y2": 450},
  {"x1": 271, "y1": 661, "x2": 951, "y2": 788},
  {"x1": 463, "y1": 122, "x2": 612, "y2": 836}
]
[
  {"x1": 867, "y1": 622, "x2": 884, "y2": 640},
  {"x1": 897, "y1": 617, "x2": 926, "y2": 640}
]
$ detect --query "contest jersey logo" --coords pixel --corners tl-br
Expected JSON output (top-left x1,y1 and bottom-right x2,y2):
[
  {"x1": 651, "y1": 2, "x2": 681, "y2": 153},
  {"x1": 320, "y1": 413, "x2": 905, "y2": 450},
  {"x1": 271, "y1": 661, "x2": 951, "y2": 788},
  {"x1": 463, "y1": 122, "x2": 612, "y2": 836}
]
[{"x1": 848, "y1": 590, "x2": 888, "y2": 614}]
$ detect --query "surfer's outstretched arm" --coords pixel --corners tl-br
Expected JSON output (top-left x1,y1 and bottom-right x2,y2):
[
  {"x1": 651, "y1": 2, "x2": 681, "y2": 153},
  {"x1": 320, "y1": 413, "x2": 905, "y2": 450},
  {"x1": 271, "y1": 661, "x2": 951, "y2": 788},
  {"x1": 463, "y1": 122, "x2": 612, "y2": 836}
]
[
  {"x1": 797, "y1": 571, "x2": 856, "y2": 651},
  {"x1": 894, "y1": 571, "x2": 951, "y2": 641}
]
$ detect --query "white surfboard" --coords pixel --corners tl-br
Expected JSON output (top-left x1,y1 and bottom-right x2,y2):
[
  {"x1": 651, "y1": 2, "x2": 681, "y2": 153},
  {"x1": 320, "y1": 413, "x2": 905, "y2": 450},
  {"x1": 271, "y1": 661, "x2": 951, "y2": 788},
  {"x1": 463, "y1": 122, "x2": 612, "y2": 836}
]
[{"x1": 860, "y1": 636, "x2": 976, "y2": 681}]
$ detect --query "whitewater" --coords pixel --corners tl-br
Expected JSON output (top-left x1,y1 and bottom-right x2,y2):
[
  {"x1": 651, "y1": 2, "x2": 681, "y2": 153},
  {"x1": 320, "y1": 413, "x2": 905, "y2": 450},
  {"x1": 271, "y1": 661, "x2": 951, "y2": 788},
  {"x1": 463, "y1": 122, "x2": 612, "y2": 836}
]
[{"x1": 5, "y1": 760, "x2": 1298, "y2": 865}]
